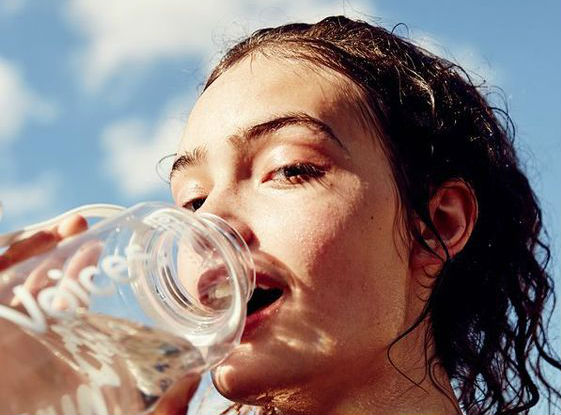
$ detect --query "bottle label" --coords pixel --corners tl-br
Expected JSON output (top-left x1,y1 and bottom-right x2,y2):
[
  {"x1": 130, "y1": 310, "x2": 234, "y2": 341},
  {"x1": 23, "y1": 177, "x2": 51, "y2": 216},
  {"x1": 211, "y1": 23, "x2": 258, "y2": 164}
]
[
  {"x1": 0, "y1": 243, "x2": 148, "y2": 414},
  {"x1": 0, "y1": 243, "x2": 146, "y2": 333}
]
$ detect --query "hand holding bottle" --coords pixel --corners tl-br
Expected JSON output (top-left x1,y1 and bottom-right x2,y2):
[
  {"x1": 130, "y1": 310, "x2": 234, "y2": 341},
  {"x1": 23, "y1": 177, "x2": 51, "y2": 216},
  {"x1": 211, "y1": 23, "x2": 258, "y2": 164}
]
[
  {"x1": 0, "y1": 202, "x2": 253, "y2": 415},
  {"x1": 0, "y1": 215, "x2": 90, "y2": 413},
  {"x1": 0, "y1": 212, "x2": 205, "y2": 415}
]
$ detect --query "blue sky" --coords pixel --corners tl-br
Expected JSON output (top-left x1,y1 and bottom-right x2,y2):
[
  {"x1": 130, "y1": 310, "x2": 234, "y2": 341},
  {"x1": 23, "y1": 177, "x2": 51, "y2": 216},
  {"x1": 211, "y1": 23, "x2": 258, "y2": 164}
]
[{"x1": 0, "y1": 0, "x2": 559, "y2": 413}]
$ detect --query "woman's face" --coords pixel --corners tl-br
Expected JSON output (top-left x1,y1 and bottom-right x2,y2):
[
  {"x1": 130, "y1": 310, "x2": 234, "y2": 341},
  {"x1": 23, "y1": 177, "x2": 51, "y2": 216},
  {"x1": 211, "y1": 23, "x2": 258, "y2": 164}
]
[{"x1": 170, "y1": 55, "x2": 415, "y2": 405}]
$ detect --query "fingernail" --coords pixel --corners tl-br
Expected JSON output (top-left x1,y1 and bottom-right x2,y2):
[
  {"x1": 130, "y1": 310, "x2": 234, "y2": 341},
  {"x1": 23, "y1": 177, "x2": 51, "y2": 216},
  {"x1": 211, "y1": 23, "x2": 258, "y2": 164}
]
[{"x1": 58, "y1": 216, "x2": 87, "y2": 238}]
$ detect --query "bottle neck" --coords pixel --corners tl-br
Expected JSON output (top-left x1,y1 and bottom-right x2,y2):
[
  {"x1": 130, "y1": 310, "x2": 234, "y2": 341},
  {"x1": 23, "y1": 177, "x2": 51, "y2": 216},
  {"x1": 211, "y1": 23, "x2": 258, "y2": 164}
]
[
  {"x1": 128, "y1": 204, "x2": 255, "y2": 365},
  {"x1": 198, "y1": 213, "x2": 255, "y2": 302}
]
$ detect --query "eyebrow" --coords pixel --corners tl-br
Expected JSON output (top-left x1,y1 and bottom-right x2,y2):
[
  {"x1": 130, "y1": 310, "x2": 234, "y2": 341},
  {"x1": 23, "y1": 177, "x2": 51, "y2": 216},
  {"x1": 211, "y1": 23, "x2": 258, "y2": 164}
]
[{"x1": 169, "y1": 112, "x2": 345, "y2": 180}]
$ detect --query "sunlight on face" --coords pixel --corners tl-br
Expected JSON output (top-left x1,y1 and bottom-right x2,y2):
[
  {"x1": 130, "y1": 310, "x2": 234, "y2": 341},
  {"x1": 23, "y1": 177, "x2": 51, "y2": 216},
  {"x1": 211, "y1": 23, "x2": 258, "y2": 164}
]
[{"x1": 170, "y1": 55, "x2": 413, "y2": 405}]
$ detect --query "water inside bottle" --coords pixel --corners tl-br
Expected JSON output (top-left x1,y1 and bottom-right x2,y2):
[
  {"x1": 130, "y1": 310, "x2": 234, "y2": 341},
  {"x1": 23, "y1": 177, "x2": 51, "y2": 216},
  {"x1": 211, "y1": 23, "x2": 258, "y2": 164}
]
[{"x1": 2, "y1": 313, "x2": 205, "y2": 415}]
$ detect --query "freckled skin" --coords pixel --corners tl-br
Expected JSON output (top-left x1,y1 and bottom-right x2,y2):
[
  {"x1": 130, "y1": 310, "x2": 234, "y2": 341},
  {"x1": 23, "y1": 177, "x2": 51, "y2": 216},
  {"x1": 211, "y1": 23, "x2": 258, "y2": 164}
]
[{"x1": 171, "y1": 56, "x2": 457, "y2": 414}]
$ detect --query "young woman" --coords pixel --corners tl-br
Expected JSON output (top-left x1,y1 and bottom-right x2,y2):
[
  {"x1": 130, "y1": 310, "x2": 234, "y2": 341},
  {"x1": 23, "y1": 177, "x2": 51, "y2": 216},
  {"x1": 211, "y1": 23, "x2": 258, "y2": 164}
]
[{"x1": 2, "y1": 16, "x2": 560, "y2": 415}]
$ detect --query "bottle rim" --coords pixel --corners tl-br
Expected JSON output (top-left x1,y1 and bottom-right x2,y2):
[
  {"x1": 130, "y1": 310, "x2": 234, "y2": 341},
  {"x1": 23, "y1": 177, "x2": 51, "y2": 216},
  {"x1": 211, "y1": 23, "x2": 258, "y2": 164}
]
[{"x1": 127, "y1": 205, "x2": 254, "y2": 352}]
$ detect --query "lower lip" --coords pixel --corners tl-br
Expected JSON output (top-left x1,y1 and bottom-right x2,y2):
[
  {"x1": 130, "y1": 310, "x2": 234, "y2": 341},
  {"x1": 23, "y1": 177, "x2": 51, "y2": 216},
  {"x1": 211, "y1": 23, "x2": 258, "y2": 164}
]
[{"x1": 241, "y1": 293, "x2": 285, "y2": 340}]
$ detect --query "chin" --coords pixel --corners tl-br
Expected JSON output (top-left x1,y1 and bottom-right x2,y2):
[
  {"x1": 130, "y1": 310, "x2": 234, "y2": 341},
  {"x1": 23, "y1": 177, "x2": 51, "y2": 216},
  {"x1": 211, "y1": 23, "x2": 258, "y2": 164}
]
[
  {"x1": 211, "y1": 360, "x2": 261, "y2": 402},
  {"x1": 209, "y1": 335, "x2": 316, "y2": 406},
  {"x1": 211, "y1": 357, "x2": 291, "y2": 407},
  {"x1": 212, "y1": 366, "x2": 310, "y2": 414}
]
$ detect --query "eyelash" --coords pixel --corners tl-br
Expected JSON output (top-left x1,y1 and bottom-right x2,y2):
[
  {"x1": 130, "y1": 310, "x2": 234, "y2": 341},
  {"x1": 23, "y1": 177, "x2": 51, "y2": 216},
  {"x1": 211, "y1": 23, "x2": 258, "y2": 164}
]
[
  {"x1": 269, "y1": 162, "x2": 326, "y2": 184},
  {"x1": 182, "y1": 162, "x2": 326, "y2": 212}
]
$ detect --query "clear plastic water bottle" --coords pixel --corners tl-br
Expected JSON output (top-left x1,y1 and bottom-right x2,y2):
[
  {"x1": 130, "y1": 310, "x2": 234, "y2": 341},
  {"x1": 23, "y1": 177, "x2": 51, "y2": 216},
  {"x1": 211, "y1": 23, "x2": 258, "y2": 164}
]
[{"x1": 0, "y1": 201, "x2": 255, "y2": 415}]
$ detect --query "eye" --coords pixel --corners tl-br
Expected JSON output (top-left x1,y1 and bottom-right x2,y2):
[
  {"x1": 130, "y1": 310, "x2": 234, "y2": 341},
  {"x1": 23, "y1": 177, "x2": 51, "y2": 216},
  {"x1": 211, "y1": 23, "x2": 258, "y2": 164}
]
[
  {"x1": 182, "y1": 197, "x2": 206, "y2": 212},
  {"x1": 269, "y1": 162, "x2": 326, "y2": 185}
]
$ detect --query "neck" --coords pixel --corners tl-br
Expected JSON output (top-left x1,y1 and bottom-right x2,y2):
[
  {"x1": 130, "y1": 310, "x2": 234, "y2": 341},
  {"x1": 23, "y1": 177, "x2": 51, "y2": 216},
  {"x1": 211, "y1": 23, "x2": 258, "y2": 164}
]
[
  {"x1": 274, "y1": 324, "x2": 462, "y2": 415},
  {"x1": 322, "y1": 360, "x2": 461, "y2": 415}
]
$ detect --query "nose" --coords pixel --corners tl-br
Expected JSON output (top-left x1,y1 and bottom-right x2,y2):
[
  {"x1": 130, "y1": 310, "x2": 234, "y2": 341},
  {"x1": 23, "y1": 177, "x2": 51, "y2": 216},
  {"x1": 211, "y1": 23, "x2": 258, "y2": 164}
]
[{"x1": 196, "y1": 191, "x2": 256, "y2": 248}]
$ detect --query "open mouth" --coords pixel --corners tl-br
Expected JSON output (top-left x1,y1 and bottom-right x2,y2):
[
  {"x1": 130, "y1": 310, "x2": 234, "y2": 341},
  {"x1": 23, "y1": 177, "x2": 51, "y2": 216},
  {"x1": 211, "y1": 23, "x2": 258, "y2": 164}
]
[
  {"x1": 247, "y1": 286, "x2": 284, "y2": 316},
  {"x1": 196, "y1": 267, "x2": 287, "y2": 319}
]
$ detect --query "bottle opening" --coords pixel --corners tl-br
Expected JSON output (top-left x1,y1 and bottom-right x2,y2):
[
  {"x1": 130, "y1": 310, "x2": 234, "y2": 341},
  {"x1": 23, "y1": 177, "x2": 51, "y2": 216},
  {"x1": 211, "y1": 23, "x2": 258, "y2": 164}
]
[{"x1": 127, "y1": 207, "x2": 250, "y2": 349}]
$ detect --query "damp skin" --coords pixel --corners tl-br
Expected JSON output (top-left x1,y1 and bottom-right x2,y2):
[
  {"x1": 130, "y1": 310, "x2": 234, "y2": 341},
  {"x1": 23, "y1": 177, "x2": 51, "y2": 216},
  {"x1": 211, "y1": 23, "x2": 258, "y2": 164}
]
[{"x1": 169, "y1": 56, "x2": 440, "y2": 413}]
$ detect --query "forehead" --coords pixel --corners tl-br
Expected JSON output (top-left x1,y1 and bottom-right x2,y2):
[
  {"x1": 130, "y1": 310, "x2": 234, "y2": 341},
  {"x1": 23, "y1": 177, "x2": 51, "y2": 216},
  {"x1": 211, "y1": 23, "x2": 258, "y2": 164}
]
[{"x1": 180, "y1": 55, "x2": 373, "y2": 152}]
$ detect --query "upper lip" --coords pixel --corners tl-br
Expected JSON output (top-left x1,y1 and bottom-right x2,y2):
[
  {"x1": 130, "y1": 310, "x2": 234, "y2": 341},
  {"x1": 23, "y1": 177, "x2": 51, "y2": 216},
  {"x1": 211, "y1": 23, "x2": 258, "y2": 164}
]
[
  {"x1": 251, "y1": 255, "x2": 291, "y2": 290},
  {"x1": 254, "y1": 271, "x2": 287, "y2": 291}
]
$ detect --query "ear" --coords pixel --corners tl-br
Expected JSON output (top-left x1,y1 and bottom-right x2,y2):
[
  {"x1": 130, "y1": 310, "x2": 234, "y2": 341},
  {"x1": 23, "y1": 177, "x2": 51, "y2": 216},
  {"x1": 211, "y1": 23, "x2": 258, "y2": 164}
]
[{"x1": 410, "y1": 180, "x2": 478, "y2": 272}]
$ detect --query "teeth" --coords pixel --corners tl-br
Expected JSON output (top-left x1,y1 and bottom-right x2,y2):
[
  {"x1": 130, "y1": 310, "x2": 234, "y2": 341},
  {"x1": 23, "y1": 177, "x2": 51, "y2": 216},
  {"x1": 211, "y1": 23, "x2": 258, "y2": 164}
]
[
  {"x1": 255, "y1": 279, "x2": 284, "y2": 290},
  {"x1": 256, "y1": 283, "x2": 274, "y2": 290},
  {"x1": 213, "y1": 281, "x2": 231, "y2": 299}
]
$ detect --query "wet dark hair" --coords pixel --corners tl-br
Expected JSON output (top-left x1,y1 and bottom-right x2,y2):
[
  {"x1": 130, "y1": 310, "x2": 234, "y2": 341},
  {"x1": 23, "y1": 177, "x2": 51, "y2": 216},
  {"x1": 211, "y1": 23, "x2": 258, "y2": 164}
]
[{"x1": 204, "y1": 16, "x2": 561, "y2": 415}]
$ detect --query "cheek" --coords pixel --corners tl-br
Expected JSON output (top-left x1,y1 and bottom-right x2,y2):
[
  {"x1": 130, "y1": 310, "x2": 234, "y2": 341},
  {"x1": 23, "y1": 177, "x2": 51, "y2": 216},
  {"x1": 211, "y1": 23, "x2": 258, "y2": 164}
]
[
  {"x1": 295, "y1": 209, "x2": 351, "y2": 275},
  {"x1": 268, "y1": 195, "x2": 360, "y2": 279},
  {"x1": 261, "y1": 181, "x2": 410, "y2": 333},
  {"x1": 255, "y1": 190, "x2": 364, "y2": 302},
  {"x1": 278, "y1": 187, "x2": 397, "y2": 285}
]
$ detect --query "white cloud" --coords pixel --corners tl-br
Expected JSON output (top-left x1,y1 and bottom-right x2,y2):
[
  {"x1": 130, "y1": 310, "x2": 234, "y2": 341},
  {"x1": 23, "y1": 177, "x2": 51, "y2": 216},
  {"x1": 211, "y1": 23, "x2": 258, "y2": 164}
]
[
  {"x1": 100, "y1": 94, "x2": 193, "y2": 198},
  {"x1": 63, "y1": 0, "x2": 500, "y2": 93},
  {"x1": 411, "y1": 32, "x2": 499, "y2": 85},
  {"x1": 92, "y1": 1, "x2": 374, "y2": 196},
  {"x1": 0, "y1": 173, "x2": 59, "y2": 221},
  {"x1": 64, "y1": 0, "x2": 373, "y2": 91},
  {"x1": 0, "y1": 57, "x2": 59, "y2": 143}
]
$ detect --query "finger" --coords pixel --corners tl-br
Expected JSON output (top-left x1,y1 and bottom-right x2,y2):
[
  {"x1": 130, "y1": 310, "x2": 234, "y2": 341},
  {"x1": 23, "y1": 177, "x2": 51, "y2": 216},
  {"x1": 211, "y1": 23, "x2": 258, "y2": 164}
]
[
  {"x1": 151, "y1": 373, "x2": 201, "y2": 415},
  {"x1": 64, "y1": 241, "x2": 103, "y2": 280},
  {"x1": 23, "y1": 257, "x2": 65, "y2": 296},
  {"x1": 52, "y1": 241, "x2": 103, "y2": 308},
  {"x1": 6, "y1": 215, "x2": 89, "y2": 305},
  {"x1": 26, "y1": 215, "x2": 90, "y2": 295},
  {"x1": 53, "y1": 214, "x2": 88, "y2": 239},
  {"x1": 0, "y1": 215, "x2": 87, "y2": 273},
  {"x1": 19, "y1": 241, "x2": 101, "y2": 309},
  {"x1": 7, "y1": 256, "x2": 65, "y2": 307},
  {"x1": 0, "y1": 231, "x2": 58, "y2": 272}
]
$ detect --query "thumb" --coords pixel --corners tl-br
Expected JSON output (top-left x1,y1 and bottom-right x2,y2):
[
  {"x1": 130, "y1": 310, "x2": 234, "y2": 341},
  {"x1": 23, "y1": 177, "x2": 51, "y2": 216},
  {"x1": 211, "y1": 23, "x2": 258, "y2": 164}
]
[{"x1": 151, "y1": 373, "x2": 201, "y2": 415}]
